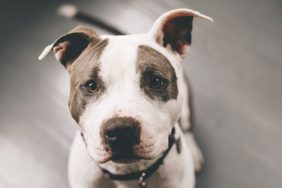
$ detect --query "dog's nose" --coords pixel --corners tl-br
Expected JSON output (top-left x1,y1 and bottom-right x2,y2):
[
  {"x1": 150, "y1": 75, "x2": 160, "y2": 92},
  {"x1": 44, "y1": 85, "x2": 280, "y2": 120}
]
[{"x1": 102, "y1": 117, "x2": 141, "y2": 148}]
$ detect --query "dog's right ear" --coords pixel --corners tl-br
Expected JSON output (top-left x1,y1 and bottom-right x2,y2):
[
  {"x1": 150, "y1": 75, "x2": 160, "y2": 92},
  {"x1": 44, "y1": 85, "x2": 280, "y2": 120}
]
[
  {"x1": 148, "y1": 9, "x2": 213, "y2": 58},
  {"x1": 38, "y1": 25, "x2": 99, "y2": 67}
]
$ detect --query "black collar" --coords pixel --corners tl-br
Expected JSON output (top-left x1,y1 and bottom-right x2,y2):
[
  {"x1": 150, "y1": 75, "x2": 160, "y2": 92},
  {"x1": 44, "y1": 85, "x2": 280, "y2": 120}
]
[{"x1": 97, "y1": 127, "x2": 180, "y2": 187}]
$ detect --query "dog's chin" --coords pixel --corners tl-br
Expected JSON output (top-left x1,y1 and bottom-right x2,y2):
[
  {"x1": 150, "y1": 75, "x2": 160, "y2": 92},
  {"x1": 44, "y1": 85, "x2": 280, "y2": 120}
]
[
  {"x1": 95, "y1": 153, "x2": 156, "y2": 164},
  {"x1": 90, "y1": 144, "x2": 163, "y2": 164},
  {"x1": 109, "y1": 152, "x2": 141, "y2": 163},
  {"x1": 94, "y1": 156, "x2": 140, "y2": 164},
  {"x1": 91, "y1": 153, "x2": 141, "y2": 164},
  {"x1": 112, "y1": 158, "x2": 140, "y2": 164}
]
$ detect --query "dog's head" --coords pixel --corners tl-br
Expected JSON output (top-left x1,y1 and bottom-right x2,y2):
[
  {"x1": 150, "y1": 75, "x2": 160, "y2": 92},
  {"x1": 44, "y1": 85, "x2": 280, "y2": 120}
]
[{"x1": 39, "y1": 9, "x2": 212, "y2": 163}]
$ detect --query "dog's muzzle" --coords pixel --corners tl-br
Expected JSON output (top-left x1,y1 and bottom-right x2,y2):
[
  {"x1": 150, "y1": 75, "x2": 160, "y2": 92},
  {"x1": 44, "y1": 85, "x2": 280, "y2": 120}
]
[
  {"x1": 99, "y1": 127, "x2": 180, "y2": 188},
  {"x1": 101, "y1": 117, "x2": 141, "y2": 161}
]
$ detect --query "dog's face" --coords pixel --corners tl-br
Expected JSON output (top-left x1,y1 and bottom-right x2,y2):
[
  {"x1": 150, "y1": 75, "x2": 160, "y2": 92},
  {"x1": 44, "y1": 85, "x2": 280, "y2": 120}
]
[{"x1": 39, "y1": 9, "x2": 212, "y2": 163}]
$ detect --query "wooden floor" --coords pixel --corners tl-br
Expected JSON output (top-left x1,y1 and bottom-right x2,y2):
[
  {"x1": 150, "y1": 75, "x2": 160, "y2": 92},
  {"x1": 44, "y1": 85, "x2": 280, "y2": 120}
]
[{"x1": 0, "y1": 0, "x2": 281, "y2": 187}]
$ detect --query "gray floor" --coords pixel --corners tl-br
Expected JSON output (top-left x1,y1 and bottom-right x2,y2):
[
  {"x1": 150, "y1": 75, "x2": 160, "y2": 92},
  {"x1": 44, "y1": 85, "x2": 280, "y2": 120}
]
[{"x1": 0, "y1": 0, "x2": 281, "y2": 188}]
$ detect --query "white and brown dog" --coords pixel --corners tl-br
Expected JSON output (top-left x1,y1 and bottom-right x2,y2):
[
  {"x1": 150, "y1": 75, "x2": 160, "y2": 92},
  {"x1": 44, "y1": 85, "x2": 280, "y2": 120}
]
[{"x1": 39, "y1": 8, "x2": 213, "y2": 188}]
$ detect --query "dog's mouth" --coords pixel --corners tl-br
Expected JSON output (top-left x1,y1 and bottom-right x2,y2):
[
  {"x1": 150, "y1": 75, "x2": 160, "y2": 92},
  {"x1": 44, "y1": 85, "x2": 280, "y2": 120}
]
[
  {"x1": 110, "y1": 151, "x2": 142, "y2": 163},
  {"x1": 99, "y1": 139, "x2": 151, "y2": 163},
  {"x1": 112, "y1": 157, "x2": 141, "y2": 164},
  {"x1": 96, "y1": 145, "x2": 154, "y2": 164},
  {"x1": 87, "y1": 143, "x2": 156, "y2": 164}
]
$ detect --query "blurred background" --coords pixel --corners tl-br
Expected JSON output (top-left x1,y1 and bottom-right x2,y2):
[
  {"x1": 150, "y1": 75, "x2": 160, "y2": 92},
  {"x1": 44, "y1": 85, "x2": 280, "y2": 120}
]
[{"x1": 0, "y1": 0, "x2": 281, "y2": 187}]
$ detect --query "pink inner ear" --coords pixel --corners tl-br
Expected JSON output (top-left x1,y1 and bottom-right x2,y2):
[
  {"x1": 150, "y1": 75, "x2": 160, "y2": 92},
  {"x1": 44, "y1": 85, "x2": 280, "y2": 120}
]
[
  {"x1": 53, "y1": 41, "x2": 71, "y2": 62},
  {"x1": 162, "y1": 16, "x2": 193, "y2": 55}
]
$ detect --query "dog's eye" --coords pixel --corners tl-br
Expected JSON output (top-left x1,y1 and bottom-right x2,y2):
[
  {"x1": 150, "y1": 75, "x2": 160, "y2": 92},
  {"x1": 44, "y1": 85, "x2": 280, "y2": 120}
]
[
  {"x1": 149, "y1": 74, "x2": 167, "y2": 90},
  {"x1": 84, "y1": 79, "x2": 97, "y2": 93}
]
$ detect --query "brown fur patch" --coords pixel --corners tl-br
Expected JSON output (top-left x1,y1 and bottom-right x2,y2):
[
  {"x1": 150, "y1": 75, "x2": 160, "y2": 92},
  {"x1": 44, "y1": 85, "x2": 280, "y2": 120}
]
[
  {"x1": 68, "y1": 39, "x2": 109, "y2": 122},
  {"x1": 136, "y1": 45, "x2": 178, "y2": 102}
]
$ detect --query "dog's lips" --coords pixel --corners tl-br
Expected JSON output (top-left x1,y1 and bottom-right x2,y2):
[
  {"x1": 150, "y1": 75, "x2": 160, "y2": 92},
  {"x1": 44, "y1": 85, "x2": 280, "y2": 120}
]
[
  {"x1": 91, "y1": 139, "x2": 157, "y2": 164},
  {"x1": 87, "y1": 146, "x2": 143, "y2": 164},
  {"x1": 96, "y1": 154, "x2": 112, "y2": 164},
  {"x1": 100, "y1": 142, "x2": 158, "y2": 163},
  {"x1": 111, "y1": 151, "x2": 140, "y2": 162},
  {"x1": 105, "y1": 148, "x2": 151, "y2": 163},
  {"x1": 112, "y1": 158, "x2": 141, "y2": 164}
]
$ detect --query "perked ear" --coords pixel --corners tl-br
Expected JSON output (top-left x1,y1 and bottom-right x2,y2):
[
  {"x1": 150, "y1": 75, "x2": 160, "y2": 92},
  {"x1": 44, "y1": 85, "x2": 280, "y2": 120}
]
[
  {"x1": 149, "y1": 9, "x2": 213, "y2": 58},
  {"x1": 38, "y1": 25, "x2": 99, "y2": 67}
]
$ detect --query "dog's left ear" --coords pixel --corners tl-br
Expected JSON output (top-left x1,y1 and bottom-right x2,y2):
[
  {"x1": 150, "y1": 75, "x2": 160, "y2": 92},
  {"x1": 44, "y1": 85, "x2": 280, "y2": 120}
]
[{"x1": 149, "y1": 9, "x2": 213, "y2": 58}]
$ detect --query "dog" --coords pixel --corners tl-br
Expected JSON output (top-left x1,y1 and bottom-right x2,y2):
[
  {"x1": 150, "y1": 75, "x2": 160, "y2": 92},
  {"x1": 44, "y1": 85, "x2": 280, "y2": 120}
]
[{"x1": 39, "y1": 8, "x2": 213, "y2": 188}]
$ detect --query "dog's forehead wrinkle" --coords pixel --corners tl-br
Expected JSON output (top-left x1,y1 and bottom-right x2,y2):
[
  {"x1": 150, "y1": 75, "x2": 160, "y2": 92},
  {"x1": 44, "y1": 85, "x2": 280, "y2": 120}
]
[
  {"x1": 100, "y1": 34, "x2": 181, "y2": 65},
  {"x1": 99, "y1": 38, "x2": 140, "y2": 85}
]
